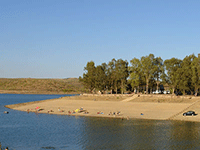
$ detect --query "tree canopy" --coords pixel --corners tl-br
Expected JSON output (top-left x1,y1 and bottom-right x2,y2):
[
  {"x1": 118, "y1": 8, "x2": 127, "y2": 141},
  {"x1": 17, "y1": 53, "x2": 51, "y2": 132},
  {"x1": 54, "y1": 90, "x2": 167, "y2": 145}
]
[{"x1": 80, "y1": 53, "x2": 200, "y2": 95}]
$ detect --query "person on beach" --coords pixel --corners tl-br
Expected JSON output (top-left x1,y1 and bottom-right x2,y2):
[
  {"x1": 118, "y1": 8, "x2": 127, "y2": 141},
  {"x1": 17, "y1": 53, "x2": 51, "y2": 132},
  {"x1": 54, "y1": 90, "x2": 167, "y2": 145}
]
[
  {"x1": 84, "y1": 111, "x2": 89, "y2": 114},
  {"x1": 5, "y1": 147, "x2": 9, "y2": 150},
  {"x1": 117, "y1": 111, "x2": 121, "y2": 115}
]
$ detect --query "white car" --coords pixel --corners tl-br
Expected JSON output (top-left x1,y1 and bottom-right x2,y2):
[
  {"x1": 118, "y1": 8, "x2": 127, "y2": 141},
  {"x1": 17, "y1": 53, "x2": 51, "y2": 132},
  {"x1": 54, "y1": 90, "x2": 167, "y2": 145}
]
[
  {"x1": 163, "y1": 90, "x2": 170, "y2": 94},
  {"x1": 153, "y1": 90, "x2": 161, "y2": 94}
]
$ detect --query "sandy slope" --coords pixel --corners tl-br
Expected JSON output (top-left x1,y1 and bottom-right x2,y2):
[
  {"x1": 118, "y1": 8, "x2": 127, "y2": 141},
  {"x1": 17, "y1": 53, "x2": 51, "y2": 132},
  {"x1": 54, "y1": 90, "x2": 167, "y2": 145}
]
[{"x1": 5, "y1": 95, "x2": 200, "y2": 122}]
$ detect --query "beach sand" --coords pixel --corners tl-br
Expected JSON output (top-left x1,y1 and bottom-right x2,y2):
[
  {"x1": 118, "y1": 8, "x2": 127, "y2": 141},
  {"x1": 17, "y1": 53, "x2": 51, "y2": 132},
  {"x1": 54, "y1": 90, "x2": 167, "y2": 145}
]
[{"x1": 5, "y1": 94, "x2": 200, "y2": 122}]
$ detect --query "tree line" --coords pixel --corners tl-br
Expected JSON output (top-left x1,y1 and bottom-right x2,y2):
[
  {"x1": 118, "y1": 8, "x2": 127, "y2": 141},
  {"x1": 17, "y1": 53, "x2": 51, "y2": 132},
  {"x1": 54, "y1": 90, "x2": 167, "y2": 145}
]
[{"x1": 79, "y1": 54, "x2": 200, "y2": 95}]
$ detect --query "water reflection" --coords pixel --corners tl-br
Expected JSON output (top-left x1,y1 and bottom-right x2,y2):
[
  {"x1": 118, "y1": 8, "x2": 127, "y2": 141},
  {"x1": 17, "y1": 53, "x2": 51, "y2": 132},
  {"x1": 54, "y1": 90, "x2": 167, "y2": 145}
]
[
  {"x1": 167, "y1": 121, "x2": 200, "y2": 149},
  {"x1": 1, "y1": 94, "x2": 200, "y2": 150},
  {"x1": 77, "y1": 118, "x2": 200, "y2": 150}
]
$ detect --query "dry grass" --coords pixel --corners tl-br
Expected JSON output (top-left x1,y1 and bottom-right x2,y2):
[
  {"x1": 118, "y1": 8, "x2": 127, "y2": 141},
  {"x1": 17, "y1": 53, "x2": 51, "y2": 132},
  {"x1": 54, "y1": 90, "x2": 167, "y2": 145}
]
[
  {"x1": 131, "y1": 94, "x2": 198, "y2": 103},
  {"x1": 0, "y1": 78, "x2": 84, "y2": 94},
  {"x1": 66, "y1": 94, "x2": 199, "y2": 103},
  {"x1": 67, "y1": 95, "x2": 129, "y2": 101}
]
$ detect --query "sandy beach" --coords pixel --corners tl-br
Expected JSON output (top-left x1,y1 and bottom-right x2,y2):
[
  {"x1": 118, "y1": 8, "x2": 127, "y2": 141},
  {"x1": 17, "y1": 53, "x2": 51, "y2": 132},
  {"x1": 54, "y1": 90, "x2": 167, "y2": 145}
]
[{"x1": 5, "y1": 94, "x2": 200, "y2": 122}]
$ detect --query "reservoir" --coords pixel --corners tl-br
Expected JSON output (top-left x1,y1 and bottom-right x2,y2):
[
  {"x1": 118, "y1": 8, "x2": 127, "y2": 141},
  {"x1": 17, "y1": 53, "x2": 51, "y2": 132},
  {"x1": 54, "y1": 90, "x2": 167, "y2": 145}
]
[{"x1": 1, "y1": 94, "x2": 200, "y2": 150}]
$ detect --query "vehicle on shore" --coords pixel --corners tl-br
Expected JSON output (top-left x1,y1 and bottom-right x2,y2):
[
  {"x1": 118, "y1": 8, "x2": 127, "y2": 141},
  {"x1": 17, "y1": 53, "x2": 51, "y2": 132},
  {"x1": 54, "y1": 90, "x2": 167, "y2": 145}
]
[
  {"x1": 183, "y1": 111, "x2": 197, "y2": 116},
  {"x1": 163, "y1": 90, "x2": 170, "y2": 94},
  {"x1": 152, "y1": 90, "x2": 162, "y2": 94},
  {"x1": 152, "y1": 90, "x2": 170, "y2": 94}
]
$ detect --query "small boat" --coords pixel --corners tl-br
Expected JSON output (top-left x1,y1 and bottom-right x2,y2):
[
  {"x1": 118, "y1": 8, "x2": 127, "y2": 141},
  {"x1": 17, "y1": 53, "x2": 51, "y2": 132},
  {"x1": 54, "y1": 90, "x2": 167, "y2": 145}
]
[{"x1": 4, "y1": 111, "x2": 9, "y2": 114}]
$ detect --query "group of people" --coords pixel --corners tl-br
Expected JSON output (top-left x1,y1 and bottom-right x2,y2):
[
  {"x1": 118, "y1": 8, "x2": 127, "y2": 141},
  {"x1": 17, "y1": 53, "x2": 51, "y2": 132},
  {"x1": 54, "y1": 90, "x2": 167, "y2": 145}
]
[
  {"x1": 47, "y1": 110, "x2": 54, "y2": 113},
  {"x1": 58, "y1": 107, "x2": 64, "y2": 112},
  {"x1": 97, "y1": 111, "x2": 104, "y2": 114},
  {"x1": 108, "y1": 111, "x2": 121, "y2": 116},
  {"x1": 68, "y1": 110, "x2": 75, "y2": 114},
  {"x1": 68, "y1": 107, "x2": 89, "y2": 115},
  {"x1": 26, "y1": 107, "x2": 124, "y2": 118}
]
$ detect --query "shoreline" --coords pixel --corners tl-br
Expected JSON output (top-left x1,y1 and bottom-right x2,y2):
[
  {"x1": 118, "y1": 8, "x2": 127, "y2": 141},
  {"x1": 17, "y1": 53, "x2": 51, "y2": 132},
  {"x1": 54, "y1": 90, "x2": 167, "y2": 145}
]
[
  {"x1": 0, "y1": 90, "x2": 80, "y2": 95},
  {"x1": 5, "y1": 94, "x2": 200, "y2": 122}
]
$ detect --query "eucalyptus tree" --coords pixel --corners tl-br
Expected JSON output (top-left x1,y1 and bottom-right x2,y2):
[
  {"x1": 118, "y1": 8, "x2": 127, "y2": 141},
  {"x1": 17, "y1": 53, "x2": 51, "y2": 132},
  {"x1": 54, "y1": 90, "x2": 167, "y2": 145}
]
[
  {"x1": 191, "y1": 55, "x2": 200, "y2": 96},
  {"x1": 79, "y1": 61, "x2": 96, "y2": 93},
  {"x1": 95, "y1": 63, "x2": 108, "y2": 92},
  {"x1": 153, "y1": 57, "x2": 164, "y2": 91},
  {"x1": 107, "y1": 58, "x2": 129, "y2": 94},
  {"x1": 140, "y1": 54, "x2": 156, "y2": 94},
  {"x1": 129, "y1": 57, "x2": 143, "y2": 93},
  {"x1": 164, "y1": 58, "x2": 182, "y2": 94},
  {"x1": 107, "y1": 59, "x2": 117, "y2": 94},
  {"x1": 178, "y1": 54, "x2": 196, "y2": 95},
  {"x1": 115, "y1": 59, "x2": 129, "y2": 94},
  {"x1": 101, "y1": 62, "x2": 109, "y2": 91}
]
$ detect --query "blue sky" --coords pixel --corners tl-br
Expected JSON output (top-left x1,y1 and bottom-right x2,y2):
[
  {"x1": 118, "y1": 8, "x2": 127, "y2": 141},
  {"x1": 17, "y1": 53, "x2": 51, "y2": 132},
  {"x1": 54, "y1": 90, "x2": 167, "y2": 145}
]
[{"x1": 1, "y1": 0, "x2": 200, "y2": 78}]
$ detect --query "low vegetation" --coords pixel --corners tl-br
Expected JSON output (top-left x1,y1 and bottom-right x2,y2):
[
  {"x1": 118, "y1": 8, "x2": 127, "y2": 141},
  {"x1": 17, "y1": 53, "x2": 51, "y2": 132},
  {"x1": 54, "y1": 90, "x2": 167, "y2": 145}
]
[
  {"x1": 67, "y1": 94, "x2": 129, "y2": 101},
  {"x1": 0, "y1": 78, "x2": 84, "y2": 94}
]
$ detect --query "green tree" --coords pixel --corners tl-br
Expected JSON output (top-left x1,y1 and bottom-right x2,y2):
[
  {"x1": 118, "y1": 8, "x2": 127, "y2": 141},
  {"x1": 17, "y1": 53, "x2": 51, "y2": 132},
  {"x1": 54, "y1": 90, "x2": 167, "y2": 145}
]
[
  {"x1": 79, "y1": 61, "x2": 96, "y2": 93},
  {"x1": 178, "y1": 54, "x2": 196, "y2": 95},
  {"x1": 129, "y1": 57, "x2": 144, "y2": 93},
  {"x1": 164, "y1": 58, "x2": 182, "y2": 94},
  {"x1": 107, "y1": 59, "x2": 129, "y2": 94},
  {"x1": 140, "y1": 54, "x2": 156, "y2": 94},
  {"x1": 191, "y1": 55, "x2": 200, "y2": 96},
  {"x1": 115, "y1": 59, "x2": 129, "y2": 94},
  {"x1": 95, "y1": 63, "x2": 107, "y2": 92},
  {"x1": 153, "y1": 57, "x2": 164, "y2": 91},
  {"x1": 107, "y1": 59, "x2": 117, "y2": 94}
]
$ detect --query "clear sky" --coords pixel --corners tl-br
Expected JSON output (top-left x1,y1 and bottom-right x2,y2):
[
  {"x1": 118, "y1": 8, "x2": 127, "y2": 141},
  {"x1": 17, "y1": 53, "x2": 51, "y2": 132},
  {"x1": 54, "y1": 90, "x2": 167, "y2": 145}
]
[{"x1": 1, "y1": 0, "x2": 200, "y2": 78}]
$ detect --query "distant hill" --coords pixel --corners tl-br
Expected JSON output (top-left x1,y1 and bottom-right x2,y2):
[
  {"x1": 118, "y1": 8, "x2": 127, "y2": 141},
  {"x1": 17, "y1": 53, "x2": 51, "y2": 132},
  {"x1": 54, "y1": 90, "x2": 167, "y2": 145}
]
[{"x1": 0, "y1": 78, "x2": 85, "y2": 94}]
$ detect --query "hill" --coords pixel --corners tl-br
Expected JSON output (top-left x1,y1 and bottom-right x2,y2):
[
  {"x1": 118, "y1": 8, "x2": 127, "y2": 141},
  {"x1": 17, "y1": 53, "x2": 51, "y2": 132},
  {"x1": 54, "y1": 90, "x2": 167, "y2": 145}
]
[{"x1": 0, "y1": 78, "x2": 85, "y2": 94}]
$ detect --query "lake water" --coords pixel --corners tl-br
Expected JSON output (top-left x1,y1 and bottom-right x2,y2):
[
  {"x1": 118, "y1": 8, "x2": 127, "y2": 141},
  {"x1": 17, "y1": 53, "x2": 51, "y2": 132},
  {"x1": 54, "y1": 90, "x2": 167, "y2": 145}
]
[{"x1": 1, "y1": 94, "x2": 200, "y2": 150}]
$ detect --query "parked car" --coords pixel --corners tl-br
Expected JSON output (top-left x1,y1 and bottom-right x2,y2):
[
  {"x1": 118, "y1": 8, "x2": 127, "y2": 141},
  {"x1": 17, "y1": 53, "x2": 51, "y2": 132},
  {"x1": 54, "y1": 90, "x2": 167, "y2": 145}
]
[
  {"x1": 183, "y1": 111, "x2": 196, "y2": 116},
  {"x1": 153, "y1": 90, "x2": 161, "y2": 94},
  {"x1": 163, "y1": 90, "x2": 170, "y2": 94}
]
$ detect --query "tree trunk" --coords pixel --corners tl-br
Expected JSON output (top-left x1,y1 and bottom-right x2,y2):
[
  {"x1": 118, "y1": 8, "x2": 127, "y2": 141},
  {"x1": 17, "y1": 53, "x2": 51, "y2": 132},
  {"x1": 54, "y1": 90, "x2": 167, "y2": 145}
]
[
  {"x1": 195, "y1": 86, "x2": 198, "y2": 96},
  {"x1": 146, "y1": 78, "x2": 149, "y2": 94},
  {"x1": 156, "y1": 81, "x2": 159, "y2": 91},
  {"x1": 172, "y1": 87, "x2": 175, "y2": 95},
  {"x1": 121, "y1": 80, "x2": 124, "y2": 94},
  {"x1": 182, "y1": 90, "x2": 185, "y2": 95},
  {"x1": 111, "y1": 80, "x2": 113, "y2": 94}
]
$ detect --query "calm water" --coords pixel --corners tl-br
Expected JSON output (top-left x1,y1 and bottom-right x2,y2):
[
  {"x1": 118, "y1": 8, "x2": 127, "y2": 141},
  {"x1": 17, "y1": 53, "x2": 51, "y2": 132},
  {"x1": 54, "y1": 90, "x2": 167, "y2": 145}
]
[{"x1": 1, "y1": 94, "x2": 200, "y2": 150}]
